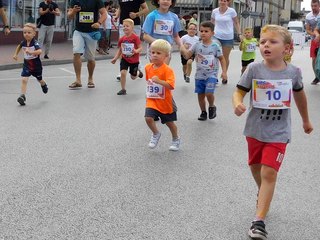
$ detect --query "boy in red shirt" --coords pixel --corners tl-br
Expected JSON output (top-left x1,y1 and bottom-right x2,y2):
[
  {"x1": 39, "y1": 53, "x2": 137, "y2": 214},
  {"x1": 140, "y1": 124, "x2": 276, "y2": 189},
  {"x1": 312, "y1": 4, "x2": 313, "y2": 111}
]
[
  {"x1": 111, "y1": 18, "x2": 143, "y2": 95},
  {"x1": 145, "y1": 39, "x2": 180, "y2": 151}
]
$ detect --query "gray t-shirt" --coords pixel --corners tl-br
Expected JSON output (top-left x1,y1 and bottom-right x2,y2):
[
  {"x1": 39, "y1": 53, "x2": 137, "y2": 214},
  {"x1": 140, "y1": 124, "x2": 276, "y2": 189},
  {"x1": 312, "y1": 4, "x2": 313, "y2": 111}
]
[
  {"x1": 237, "y1": 62, "x2": 303, "y2": 143},
  {"x1": 190, "y1": 41, "x2": 222, "y2": 80}
]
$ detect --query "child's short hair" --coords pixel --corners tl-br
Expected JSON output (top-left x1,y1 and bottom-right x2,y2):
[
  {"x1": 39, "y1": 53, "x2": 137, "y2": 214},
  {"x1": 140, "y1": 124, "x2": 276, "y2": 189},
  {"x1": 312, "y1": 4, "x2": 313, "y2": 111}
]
[
  {"x1": 261, "y1": 24, "x2": 292, "y2": 45},
  {"x1": 151, "y1": 0, "x2": 176, "y2": 8},
  {"x1": 200, "y1": 21, "x2": 214, "y2": 32},
  {"x1": 244, "y1": 27, "x2": 253, "y2": 32},
  {"x1": 24, "y1": 23, "x2": 37, "y2": 31},
  {"x1": 123, "y1": 18, "x2": 134, "y2": 27},
  {"x1": 150, "y1": 39, "x2": 171, "y2": 55},
  {"x1": 187, "y1": 23, "x2": 197, "y2": 29}
]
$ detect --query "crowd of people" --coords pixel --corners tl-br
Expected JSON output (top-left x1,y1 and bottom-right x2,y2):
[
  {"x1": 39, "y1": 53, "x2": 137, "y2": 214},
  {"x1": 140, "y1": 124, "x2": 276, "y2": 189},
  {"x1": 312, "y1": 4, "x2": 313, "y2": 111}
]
[{"x1": 1, "y1": 0, "x2": 317, "y2": 239}]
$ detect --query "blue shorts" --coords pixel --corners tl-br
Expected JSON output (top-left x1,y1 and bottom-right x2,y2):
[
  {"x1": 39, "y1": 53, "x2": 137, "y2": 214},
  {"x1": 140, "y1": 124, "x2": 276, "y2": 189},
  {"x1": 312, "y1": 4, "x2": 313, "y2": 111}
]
[
  {"x1": 195, "y1": 78, "x2": 217, "y2": 94},
  {"x1": 21, "y1": 67, "x2": 42, "y2": 81},
  {"x1": 72, "y1": 30, "x2": 97, "y2": 61},
  {"x1": 216, "y1": 38, "x2": 234, "y2": 47}
]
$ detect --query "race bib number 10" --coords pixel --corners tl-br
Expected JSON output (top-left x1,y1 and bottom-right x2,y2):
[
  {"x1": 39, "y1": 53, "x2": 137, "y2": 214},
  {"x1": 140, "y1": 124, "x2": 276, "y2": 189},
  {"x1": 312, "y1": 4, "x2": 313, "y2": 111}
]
[
  {"x1": 252, "y1": 79, "x2": 292, "y2": 109},
  {"x1": 146, "y1": 82, "x2": 165, "y2": 99},
  {"x1": 79, "y1": 12, "x2": 94, "y2": 23}
]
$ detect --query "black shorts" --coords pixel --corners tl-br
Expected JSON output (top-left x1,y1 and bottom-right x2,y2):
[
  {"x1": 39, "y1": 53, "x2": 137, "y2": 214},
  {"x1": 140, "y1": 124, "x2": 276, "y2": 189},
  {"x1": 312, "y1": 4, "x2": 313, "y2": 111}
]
[
  {"x1": 145, "y1": 108, "x2": 177, "y2": 124},
  {"x1": 120, "y1": 58, "x2": 139, "y2": 76},
  {"x1": 242, "y1": 59, "x2": 255, "y2": 67},
  {"x1": 181, "y1": 54, "x2": 195, "y2": 65}
]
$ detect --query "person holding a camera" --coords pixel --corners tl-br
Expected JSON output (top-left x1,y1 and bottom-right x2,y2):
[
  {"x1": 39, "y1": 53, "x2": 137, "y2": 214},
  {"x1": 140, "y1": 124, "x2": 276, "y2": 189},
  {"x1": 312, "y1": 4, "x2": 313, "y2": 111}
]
[
  {"x1": 67, "y1": 0, "x2": 107, "y2": 89},
  {"x1": 38, "y1": 0, "x2": 60, "y2": 59}
]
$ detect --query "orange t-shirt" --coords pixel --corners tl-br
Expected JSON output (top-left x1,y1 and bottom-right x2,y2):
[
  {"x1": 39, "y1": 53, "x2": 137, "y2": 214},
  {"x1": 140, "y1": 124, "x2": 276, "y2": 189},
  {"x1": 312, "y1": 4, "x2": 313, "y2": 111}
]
[{"x1": 145, "y1": 63, "x2": 176, "y2": 114}]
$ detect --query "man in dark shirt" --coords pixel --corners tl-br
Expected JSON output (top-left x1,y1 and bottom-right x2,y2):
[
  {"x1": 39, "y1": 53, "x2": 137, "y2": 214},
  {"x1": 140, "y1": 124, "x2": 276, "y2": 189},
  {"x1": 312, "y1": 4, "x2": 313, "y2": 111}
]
[
  {"x1": 67, "y1": 0, "x2": 107, "y2": 89},
  {"x1": 38, "y1": 0, "x2": 60, "y2": 59},
  {"x1": 0, "y1": 0, "x2": 10, "y2": 35}
]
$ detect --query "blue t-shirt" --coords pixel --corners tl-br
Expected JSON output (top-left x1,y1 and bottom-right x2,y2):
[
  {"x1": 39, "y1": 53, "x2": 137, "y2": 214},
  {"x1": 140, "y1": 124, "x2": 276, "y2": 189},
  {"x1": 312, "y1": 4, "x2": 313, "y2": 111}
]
[
  {"x1": 190, "y1": 41, "x2": 222, "y2": 80},
  {"x1": 19, "y1": 38, "x2": 42, "y2": 72},
  {"x1": 142, "y1": 9, "x2": 180, "y2": 44}
]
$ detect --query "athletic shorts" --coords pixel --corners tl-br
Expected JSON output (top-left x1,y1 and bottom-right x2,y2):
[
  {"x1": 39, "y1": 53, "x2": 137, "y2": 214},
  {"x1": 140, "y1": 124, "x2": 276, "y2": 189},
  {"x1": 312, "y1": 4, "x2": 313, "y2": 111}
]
[
  {"x1": 72, "y1": 30, "x2": 97, "y2": 61},
  {"x1": 120, "y1": 58, "x2": 139, "y2": 76},
  {"x1": 246, "y1": 137, "x2": 288, "y2": 172},
  {"x1": 242, "y1": 59, "x2": 255, "y2": 67},
  {"x1": 216, "y1": 38, "x2": 234, "y2": 47},
  {"x1": 21, "y1": 67, "x2": 42, "y2": 81},
  {"x1": 181, "y1": 54, "x2": 195, "y2": 65},
  {"x1": 145, "y1": 108, "x2": 177, "y2": 124},
  {"x1": 195, "y1": 78, "x2": 217, "y2": 94},
  {"x1": 310, "y1": 39, "x2": 319, "y2": 58}
]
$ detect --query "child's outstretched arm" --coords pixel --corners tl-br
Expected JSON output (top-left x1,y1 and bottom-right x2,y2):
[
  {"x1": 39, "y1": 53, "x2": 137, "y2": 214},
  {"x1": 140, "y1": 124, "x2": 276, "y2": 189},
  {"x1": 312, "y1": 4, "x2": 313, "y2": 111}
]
[
  {"x1": 293, "y1": 90, "x2": 313, "y2": 134},
  {"x1": 180, "y1": 44, "x2": 193, "y2": 59},
  {"x1": 143, "y1": 33, "x2": 156, "y2": 44},
  {"x1": 173, "y1": 34, "x2": 182, "y2": 48},
  {"x1": 218, "y1": 55, "x2": 227, "y2": 80},
  {"x1": 111, "y1": 48, "x2": 122, "y2": 64},
  {"x1": 25, "y1": 48, "x2": 42, "y2": 56},
  {"x1": 239, "y1": 40, "x2": 243, "y2": 51},
  {"x1": 13, "y1": 45, "x2": 22, "y2": 61},
  {"x1": 232, "y1": 88, "x2": 247, "y2": 116}
]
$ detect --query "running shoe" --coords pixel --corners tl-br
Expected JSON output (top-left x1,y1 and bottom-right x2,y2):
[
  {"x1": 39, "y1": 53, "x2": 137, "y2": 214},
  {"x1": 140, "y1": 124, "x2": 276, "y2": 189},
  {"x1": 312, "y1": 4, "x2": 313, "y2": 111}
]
[
  {"x1": 208, "y1": 106, "x2": 216, "y2": 119},
  {"x1": 248, "y1": 221, "x2": 268, "y2": 240},
  {"x1": 17, "y1": 94, "x2": 26, "y2": 106},
  {"x1": 41, "y1": 83, "x2": 48, "y2": 94},
  {"x1": 198, "y1": 111, "x2": 207, "y2": 121},
  {"x1": 169, "y1": 138, "x2": 180, "y2": 151},
  {"x1": 311, "y1": 78, "x2": 319, "y2": 85},
  {"x1": 117, "y1": 89, "x2": 127, "y2": 95},
  {"x1": 148, "y1": 133, "x2": 161, "y2": 149},
  {"x1": 185, "y1": 76, "x2": 190, "y2": 83}
]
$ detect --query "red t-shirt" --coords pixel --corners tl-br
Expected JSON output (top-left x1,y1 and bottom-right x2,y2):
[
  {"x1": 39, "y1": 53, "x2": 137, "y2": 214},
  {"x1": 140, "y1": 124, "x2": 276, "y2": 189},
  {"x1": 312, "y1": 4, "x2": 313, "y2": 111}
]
[{"x1": 118, "y1": 33, "x2": 141, "y2": 64}]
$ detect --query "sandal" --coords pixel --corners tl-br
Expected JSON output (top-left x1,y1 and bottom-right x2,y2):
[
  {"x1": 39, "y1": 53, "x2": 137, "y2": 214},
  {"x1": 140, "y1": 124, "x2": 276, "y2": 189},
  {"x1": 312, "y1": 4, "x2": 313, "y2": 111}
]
[
  {"x1": 87, "y1": 82, "x2": 95, "y2": 88},
  {"x1": 69, "y1": 81, "x2": 82, "y2": 89}
]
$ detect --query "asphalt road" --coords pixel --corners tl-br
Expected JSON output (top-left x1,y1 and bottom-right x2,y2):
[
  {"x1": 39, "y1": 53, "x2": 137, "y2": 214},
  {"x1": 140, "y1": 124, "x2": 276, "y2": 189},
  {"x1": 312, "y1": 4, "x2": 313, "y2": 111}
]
[{"x1": 0, "y1": 47, "x2": 319, "y2": 240}]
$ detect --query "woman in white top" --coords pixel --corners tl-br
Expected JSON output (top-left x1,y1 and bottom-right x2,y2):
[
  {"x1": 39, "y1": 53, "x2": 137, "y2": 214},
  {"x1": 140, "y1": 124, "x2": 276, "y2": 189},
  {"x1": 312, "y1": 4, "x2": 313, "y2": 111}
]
[{"x1": 211, "y1": 0, "x2": 241, "y2": 84}]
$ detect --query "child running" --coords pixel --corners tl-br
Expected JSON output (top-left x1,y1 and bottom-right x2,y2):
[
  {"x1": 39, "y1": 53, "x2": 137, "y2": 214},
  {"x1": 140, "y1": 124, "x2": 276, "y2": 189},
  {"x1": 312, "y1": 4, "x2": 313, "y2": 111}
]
[
  {"x1": 239, "y1": 27, "x2": 259, "y2": 75},
  {"x1": 232, "y1": 25, "x2": 313, "y2": 240},
  {"x1": 180, "y1": 21, "x2": 227, "y2": 121},
  {"x1": 180, "y1": 23, "x2": 199, "y2": 83},
  {"x1": 13, "y1": 23, "x2": 48, "y2": 106},
  {"x1": 111, "y1": 18, "x2": 143, "y2": 95},
  {"x1": 142, "y1": 0, "x2": 181, "y2": 64},
  {"x1": 145, "y1": 39, "x2": 180, "y2": 151}
]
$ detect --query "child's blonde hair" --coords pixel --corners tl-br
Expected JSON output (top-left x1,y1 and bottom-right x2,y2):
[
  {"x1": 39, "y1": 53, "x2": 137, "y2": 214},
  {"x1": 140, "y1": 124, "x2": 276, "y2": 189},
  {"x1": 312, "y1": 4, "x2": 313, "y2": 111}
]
[
  {"x1": 261, "y1": 24, "x2": 292, "y2": 45},
  {"x1": 24, "y1": 23, "x2": 37, "y2": 31},
  {"x1": 150, "y1": 39, "x2": 171, "y2": 55},
  {"x1": 123, "y1": 18, "x2": 134, "y2": 27},
  {"x1": 244, "y1": 27, "x2": 253, "y2": 32}
]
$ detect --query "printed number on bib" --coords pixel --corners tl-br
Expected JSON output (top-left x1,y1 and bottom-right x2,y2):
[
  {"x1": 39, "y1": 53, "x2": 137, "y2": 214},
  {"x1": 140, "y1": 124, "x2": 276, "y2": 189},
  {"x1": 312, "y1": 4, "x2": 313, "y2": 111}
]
[
  {"x1": 197, "y1": 54, "x2": 215, "y2": 69},
  {"x1": 154, "y1": 20, "x2": 174, "y2": 35},
  {"x1": 121, "y1": 43, "x2": 134, "y2": 56},
  {"x1": 252, "y1": 79, "x2": 292, "y2": 109},
  {"x1": 246, "y1": 43, "x2": 256, "y2": 52},
  {"x1": 23, "y1": 46, "x2": 37, "y2": 60},
  {"x1": 146, "y1": 82, "x2": 165, "y2": 99},
  {"x1": 79, "y1": 12, "x2": 94, "y2": 23}
]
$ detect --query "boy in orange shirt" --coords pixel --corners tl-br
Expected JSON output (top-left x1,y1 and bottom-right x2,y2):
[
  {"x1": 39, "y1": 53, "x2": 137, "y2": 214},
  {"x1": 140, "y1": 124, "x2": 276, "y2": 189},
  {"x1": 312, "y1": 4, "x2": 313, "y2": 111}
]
[{"x1": 145, "y1": 39, "x2": 180, "y2": 151}]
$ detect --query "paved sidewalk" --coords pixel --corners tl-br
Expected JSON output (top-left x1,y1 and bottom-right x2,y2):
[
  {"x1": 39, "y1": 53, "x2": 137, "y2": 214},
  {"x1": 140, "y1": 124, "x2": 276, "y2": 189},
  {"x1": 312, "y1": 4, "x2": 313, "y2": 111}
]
[{"x1": 0, "y1": 40, "x2": 120, "y2": 71}]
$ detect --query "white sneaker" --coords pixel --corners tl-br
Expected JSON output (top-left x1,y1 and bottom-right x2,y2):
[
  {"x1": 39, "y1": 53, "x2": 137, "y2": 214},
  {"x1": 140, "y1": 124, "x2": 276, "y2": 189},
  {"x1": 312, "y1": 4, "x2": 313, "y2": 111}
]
[
  {"x1": 148, "y1": 133, "x2": 161, "y2": 149},
  {"x1": 169, "y1": 137, "x2": 180, "y2": 151}
]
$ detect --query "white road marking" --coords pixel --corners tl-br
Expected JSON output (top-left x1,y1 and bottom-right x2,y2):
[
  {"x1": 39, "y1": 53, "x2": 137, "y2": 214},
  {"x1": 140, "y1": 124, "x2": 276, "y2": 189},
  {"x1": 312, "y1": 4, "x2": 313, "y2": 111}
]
[{"x1": 59, "y1": 68, "x2": 75, "y2": 75}]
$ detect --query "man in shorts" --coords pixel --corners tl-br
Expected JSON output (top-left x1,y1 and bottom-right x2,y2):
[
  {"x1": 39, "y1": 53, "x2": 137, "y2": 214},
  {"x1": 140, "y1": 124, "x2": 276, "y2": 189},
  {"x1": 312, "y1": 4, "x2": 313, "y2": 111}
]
[{"x1": 67, "y1": 0, "x2": 107, "y2": 89}]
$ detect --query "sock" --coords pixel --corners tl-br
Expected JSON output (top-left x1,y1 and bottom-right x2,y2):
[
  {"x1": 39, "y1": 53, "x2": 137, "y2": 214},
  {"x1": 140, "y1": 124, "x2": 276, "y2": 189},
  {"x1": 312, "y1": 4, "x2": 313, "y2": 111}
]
[{"x1": 254, "y1": 216, "x2": 265, "y2": 222}]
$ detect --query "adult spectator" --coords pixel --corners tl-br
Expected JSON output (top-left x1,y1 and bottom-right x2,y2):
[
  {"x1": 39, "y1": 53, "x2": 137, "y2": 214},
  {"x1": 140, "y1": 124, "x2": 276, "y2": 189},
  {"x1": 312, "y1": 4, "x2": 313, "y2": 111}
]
[
  {"x1": 178, "y1": 14, "x2": 186, "y2": 37},
  {"x1": 211, "y1": 0, "x2": 241, "y2": 84},
  {"x1": 67, "y1": 0, "x2": 107, "y2": 89},
  {"x1": 189, "y1": 13, "x2": 198, "y2": 26},
  {"x1": 306, "y1": 0, "x2": 320, "y2": 85},
  {"x1": 0, "y1": 0, "x2": 10, "y2": 35},
  {"x1": 38, "y1": 0, "x2": 60, "y2": 59},
  {"x1": 115, "y1": 0, "x2": 149, "y2": 80}
]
